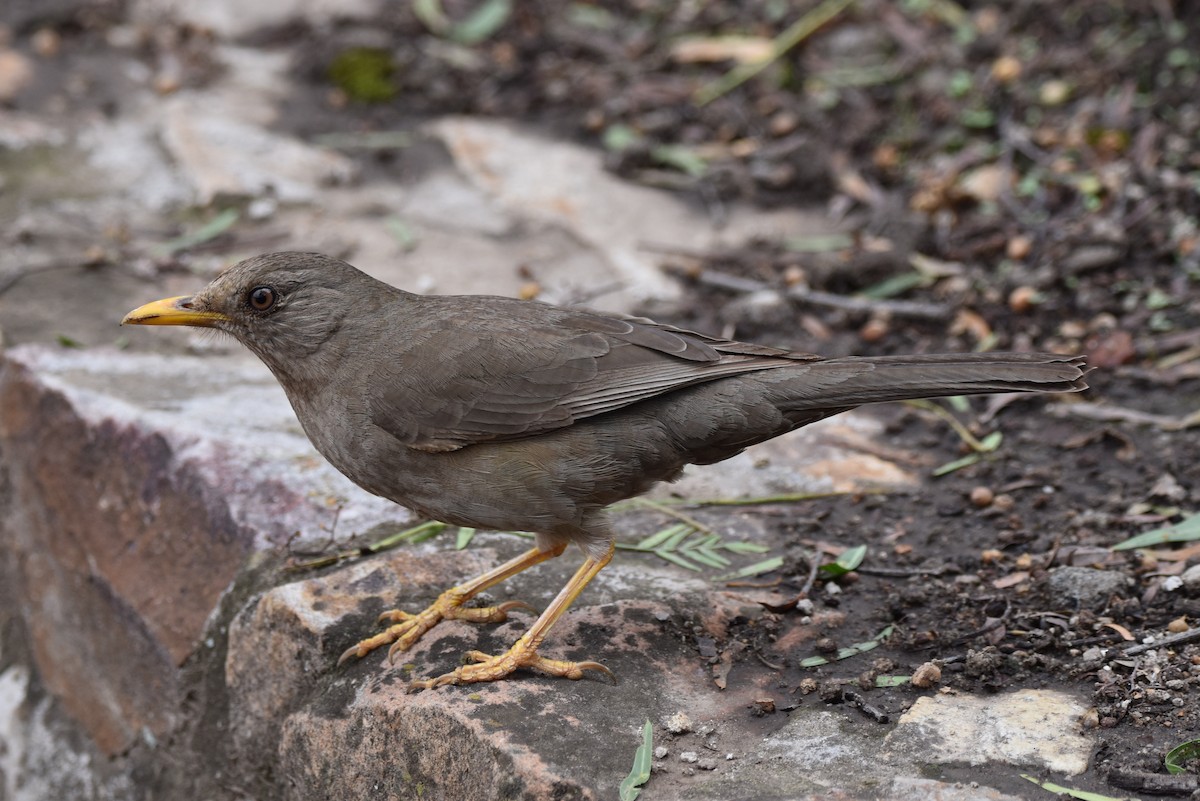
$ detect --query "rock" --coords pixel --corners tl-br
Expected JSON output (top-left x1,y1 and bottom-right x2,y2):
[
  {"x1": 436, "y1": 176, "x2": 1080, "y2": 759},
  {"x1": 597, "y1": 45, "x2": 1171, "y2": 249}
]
[
  {"x1": 0, "y1": 110, "x2": 67, "y2": 149},
  {"x1": 888, "y1": 689, "x2": 1091, "y2": 775},
  {"x1": 0, "y1": 345, "x2": 400, "y2": 755},
  {"x1": 161, "y1": 95, "x2": 357, "y2": 204},
  {"x1": 81, "y1": 116, "x2": 193, "y2": 210},
  {"x1": 0, "y1": 49, "x2": 33, "y2": 102},
  {"x1": 428, "y1": 117, "x2": 830, "y2": 305},
  {"x1": 226, "y1": 547, "x2": 497, "y2": 752},
  {"x1": 1182, "y1": 563, "x2": 1200, "y2": 592},
  {"x1": 131, "y1": 0, "x2": 381, "y2": 39},
  {"x1": 1045, "y1": 566, "x2": 1129, "y2": 609}
]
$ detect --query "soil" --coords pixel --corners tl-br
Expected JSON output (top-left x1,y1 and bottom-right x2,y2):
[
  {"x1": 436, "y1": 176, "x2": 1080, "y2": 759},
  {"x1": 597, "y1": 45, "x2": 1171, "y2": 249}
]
[{"x1": 4, "y1": 0, "x2": 1200, "y2": 797}]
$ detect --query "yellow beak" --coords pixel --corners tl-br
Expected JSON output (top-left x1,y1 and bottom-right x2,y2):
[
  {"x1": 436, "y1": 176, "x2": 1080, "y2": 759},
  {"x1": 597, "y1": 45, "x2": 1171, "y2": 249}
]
[{"x1": 121, "y1": 296, "x2": 229, "y2": 327}]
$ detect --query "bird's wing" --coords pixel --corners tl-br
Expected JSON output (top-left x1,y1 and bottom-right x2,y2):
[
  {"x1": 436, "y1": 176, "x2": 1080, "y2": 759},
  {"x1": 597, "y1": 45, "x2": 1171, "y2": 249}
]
[{"x1": 368, "y1": 299, "x2": 818, "y2": 452}]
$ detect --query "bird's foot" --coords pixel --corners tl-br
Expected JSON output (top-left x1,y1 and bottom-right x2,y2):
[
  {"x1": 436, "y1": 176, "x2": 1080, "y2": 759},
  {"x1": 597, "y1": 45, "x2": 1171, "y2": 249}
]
[
  {"x1": 407, "y1": 638, "x2": 613, "y2": 691},
  {"x1": 337, "y1": 590, "x2": 535, "y2": 666}
]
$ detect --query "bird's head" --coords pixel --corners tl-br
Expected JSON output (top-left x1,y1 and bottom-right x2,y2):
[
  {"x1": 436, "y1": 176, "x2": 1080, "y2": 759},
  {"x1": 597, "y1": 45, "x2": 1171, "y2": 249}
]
[{"x1": 122, "y1": 252, "x2": 397, "y2": 383}]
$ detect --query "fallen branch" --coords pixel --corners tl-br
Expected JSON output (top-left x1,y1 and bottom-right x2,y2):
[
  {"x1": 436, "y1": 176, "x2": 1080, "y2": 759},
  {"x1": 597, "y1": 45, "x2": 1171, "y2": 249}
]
[
  {"x1": 1047, "y1": 401, "x2": 1200, "y2": 432},
  {"x1": 659, "y1": 263, "x2": 951, "y2": 321}
]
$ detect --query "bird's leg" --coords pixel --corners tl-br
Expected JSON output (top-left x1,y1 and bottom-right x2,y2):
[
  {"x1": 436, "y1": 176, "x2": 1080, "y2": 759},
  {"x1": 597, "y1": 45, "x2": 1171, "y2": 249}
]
[
  {"x1": 409, "y1": 541, "x2": 615, "y2": 691},
  {"x1": 337, "y1": 542, "x2": 567, "y2": 666}
]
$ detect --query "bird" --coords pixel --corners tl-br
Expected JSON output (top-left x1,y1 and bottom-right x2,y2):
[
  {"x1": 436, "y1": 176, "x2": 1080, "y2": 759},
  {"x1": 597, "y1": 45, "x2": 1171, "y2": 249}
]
[{"x1": 122, "y1": 252, "x2": 1087, "y2": 690}]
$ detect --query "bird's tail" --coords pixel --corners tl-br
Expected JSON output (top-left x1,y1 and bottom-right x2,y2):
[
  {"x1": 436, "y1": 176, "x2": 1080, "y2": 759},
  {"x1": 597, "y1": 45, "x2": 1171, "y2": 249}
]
[{"x1": 776, "y1": 353, "x2": 1087, "y2": 411}]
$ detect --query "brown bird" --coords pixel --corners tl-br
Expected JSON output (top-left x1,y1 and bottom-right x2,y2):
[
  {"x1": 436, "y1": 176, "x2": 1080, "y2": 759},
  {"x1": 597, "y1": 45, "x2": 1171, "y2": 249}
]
[{"x1": 122, "y1": 252, "x2": 1087, "y2": 690}]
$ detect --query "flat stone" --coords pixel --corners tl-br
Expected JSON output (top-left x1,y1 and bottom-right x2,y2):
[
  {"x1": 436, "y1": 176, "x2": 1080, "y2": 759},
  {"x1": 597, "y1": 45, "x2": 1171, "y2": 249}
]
[
  {"x1": 429, "y1": 117, "x2": 831, "y2": 305},
  {"x1": 1044, "y1": 566, "x2": 1129, "y2": 608},
  {"x1": 81, "y1": 115, "x2": 193, "y2": 210},
  {"x1": 0, "y1": 110, "x2": 68, "y2": 149},
  {"x1": 0, "y1": 50, "x2": 33, "y2": 103},
  {"x1": 161, "y1": 95, "x2": 357, "y2": 204},
  {"x1": 131, "y1": 0, "x2": 381, "y2": 38},
  {"x1": 887, "y1": 689, "x2": 1091, "y2": 775},
  {"x1": 0, "y1": 345, "x2": 401, "y2": 754}
]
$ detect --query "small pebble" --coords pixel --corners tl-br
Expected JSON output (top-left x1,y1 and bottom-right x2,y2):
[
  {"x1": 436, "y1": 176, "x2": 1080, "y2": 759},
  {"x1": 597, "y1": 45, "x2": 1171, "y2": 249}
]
[
  {"x1": 872, "y1": 142, "x2": 900, "y2": 171},
  {"x1": 1006, "y1": 234, "x2": 1032, "y2": 261},
  {"x1": 911, "y1": 661, "x2": 942, "y2": 688},
  {"x1": 991, "y1": 55, "x2": 1022, "y2": 83},
  {"x1": 980, "y1": 548, "x2": 1004, "y2": 564},
  {"x1": 32, "y1": 27, "x2": 61, "y2": 57},
  {"x1": 1008, "y1": 286, "x2": 1039, "y2": 313},
  {"x1": 653, "y1": 746, "x2": 668, "y2": 760},
  {"x1": 782, "y1": 264, "x2": 806, "y2": 286},
  {"x1": 697, "y1": 758, "x2": 718, "y2": 771},
  {"x1": 752, "y1": 698, "x2": 776, "y2": 715},
  {"x1": 970, "y1": 486, "x2": 995, "y2": 508},
  {"x1": 992, "y1": 494, "x2": 1015, "y2": 512},
  {"x1": 1040, "y1": 79, "x2": 1071, "y2": 106},
  {"x1": 679, "y1": 751, "x2": 699, "y2": 764},
  {"x1": 768, "y1": 110, "x2": 799, "y2": 137},
  {"x1": 859, "y1": 316, "x2": 889, "y2": 343},
  {"x1": 664, "y1": 712, "x2": 692, "y2": 734},
  {"x1": 1166, "y1": 616, "x2": 1190, "y2": 633}
]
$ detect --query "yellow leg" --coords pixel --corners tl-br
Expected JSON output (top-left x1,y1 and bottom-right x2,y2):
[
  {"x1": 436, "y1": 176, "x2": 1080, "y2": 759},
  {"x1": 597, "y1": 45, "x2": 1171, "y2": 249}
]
[
  {"x1": 409, "y1": 541, "x2": 616, "y2": 691},
  {"x1": 337, "y1": 542, "x2": 567, "y2": 666}
]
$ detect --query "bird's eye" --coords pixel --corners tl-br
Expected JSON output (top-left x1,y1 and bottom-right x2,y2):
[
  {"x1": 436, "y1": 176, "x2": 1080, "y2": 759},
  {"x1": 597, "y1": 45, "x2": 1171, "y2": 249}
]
[{"x1": 248, "y1": 286, "x2": 276, "y2": 311}]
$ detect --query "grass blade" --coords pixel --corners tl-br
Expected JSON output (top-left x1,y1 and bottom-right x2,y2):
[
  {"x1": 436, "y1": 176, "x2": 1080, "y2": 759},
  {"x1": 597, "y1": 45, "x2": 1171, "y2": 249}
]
[{"x1": 619, "y1": 720, "x2": 653, "y2": 801}]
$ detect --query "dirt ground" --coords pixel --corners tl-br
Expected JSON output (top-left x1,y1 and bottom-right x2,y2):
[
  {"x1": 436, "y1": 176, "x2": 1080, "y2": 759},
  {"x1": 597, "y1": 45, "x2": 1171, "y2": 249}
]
[{"x1": 4, "y1": 0, "x2": 1200, "y2": 797}]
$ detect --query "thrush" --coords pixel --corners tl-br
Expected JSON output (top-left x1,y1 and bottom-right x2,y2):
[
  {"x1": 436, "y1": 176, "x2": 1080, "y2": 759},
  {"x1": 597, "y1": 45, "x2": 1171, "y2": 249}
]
[{"x1": 123, "y1": 252, "x2": 1087, "y2": 689}]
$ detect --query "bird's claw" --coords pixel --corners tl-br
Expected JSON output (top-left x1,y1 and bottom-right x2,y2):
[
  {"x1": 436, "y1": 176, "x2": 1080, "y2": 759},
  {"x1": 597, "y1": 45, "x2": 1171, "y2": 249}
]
[
  {"x1": 336, "y1": 593, "x2": 536, "y2": 666},
  {"x1": 406, "y1": 640, "x2": 614, "y2": 691}
]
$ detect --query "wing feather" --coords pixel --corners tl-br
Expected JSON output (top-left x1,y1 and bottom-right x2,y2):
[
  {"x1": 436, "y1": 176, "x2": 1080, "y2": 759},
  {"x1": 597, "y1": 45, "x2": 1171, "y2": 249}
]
[{"x1": 368, "y1": 297, "x2": 816, "y2": 452}]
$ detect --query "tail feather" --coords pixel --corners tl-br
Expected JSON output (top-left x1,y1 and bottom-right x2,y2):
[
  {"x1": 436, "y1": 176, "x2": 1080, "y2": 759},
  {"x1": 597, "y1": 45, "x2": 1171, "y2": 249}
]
[{"x1": 776, "y1": 353, "x2": 1087, "y2": 411}]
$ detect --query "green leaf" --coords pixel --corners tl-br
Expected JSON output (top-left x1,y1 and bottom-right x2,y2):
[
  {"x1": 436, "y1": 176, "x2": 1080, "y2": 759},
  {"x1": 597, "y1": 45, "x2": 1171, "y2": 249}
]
[
  {"x1": 783, "y1": 233, "x2": 854, "y2": 252},
  {"x1": 657, "y1": 550, "x2": 703, "y2": 572},
  {"x1": 662, "y1": 525, "x2": 695, "y2": 551},
  {"x1": 413, "y1": 0, "x2": 449, "y2": 33},
  {"x1": 367, "y1": 521, "x2": 447, "y2": 552},
  {"x1": 875, "y1": 675, "x2": 911, "y2": 687},
  {"x1": 451, "y1": 0, "x2": 512, "y2": 44},
  {"x1": 946, "y1": 395, "x2": 971, "y2": 413},
  {"x1": 651, "y1": 144, "x2": 708, "y2": 177},
  {"x1": 1165, "y1": 738, "x2": 1200, "y2": 774},
  {"x1": 386, "y1": 217, "x2": 419, "y2": 251},
  {"x1": 1020, "y1": 774, "x2": 1135, "y2": 801},
  {"x1": 454, "y1": 527, "x2": 476, "y2": 550},
  {"x1": 567, "y1": 3, "x2": 618, "y2": 30},
  {"x1": 722, "y1": 541, "x2": 771, "y2": 554},
  {"x1": 603, "y1": 124, "x2": 641, "y2": 152},
  {"x1": 859, "y1": 272, "x2": 929, "y2": 300},
  {"x1": 636, "y1": 524, "x2": 689, "y2": 551},
  {"x1": 1112, "y1": 513, "x2": 1200, "y2": 550},
  {"x1": 977, "y1": 431, "x2": 1003, "y2": 452},
  {"x1": 820, "y1": 544, "x2": 867, "y2": 577},
  {"x1": 619, "y1": 720, "x2": 653, "y2": 801},
  {"x1": 693, "y1": 0, "x2": 855, "y2": 105},
  {"x1": 932, "y1": 452, "x2": 982, "y2": 476},
  {"x1": 801, "y1": 624, "x2": 894, "y2": 667},
  {"x1": 328, "y1": 48, "x2": 397, "y2": 103},
  {"x1": 55, "y1": 334, "x2": 84, "y2": 348},
  {"x1": 687, "y1": 547, "x2": 731, "y2": 569},
  {"x1": 156, "y1": 208, "x2": 239, "y2": 256},
  {"x1": 714, "y1": 556, "x2": 784, "y2": 581}
]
